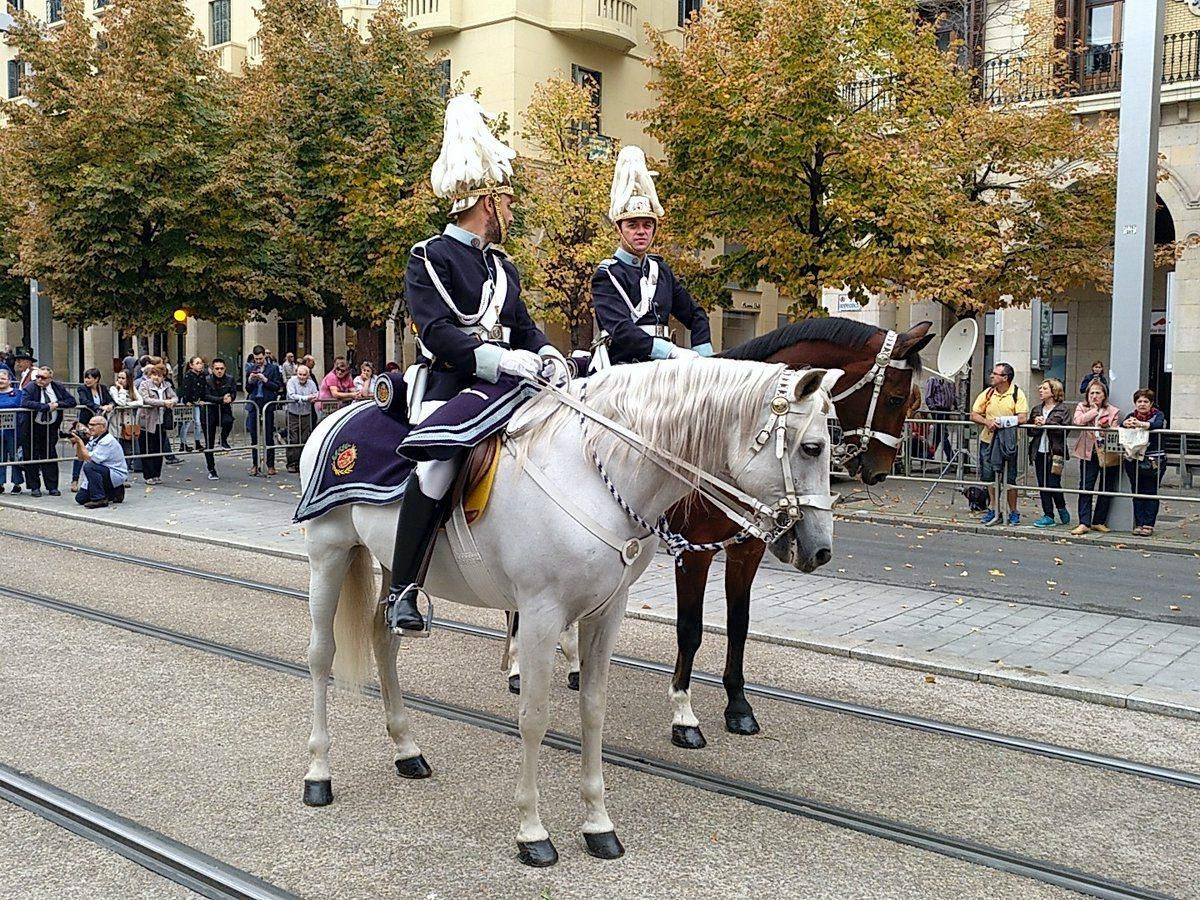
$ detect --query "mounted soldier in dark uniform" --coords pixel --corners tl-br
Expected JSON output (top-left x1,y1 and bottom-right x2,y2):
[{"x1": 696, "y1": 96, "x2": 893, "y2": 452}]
[
  {"x1": 590, "y1": 146, "x2": 713, "y2": 368},
  {"x1": 384, "y1": 95, "x2": 565, "y2": 633}
]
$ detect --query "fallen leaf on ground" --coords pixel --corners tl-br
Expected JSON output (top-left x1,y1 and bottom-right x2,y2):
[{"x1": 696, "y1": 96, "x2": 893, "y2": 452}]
[
  {"x1": 955, "y1": 598, "x2": 964, "y2": 605},
  {"x1": 988, "y1": 569, "x2": 1005, "y2": 577},
  {"x1": 883, "y1": 566, "x2": 893, "y2": 571},
  {"x1": 904, "y1": 563, "x2": 913, "y2": 568},
  {"x1": 641, "y1": 603, "x2": 651, "y2": 610},
  {"x1": 1046, "y1": 580, "x2": 1057, "y2": 587},
  {"x1": 1170, "y1": 605, "x2": 1182, "y2": 612},
  {"x1": 1054, "y1": 558, "x2": 1064, "y2": 565},
  {"x1": 960, "y1": 570, "x2": 969, "y2": 576},
  {"x1": 923, "y1": 675, "x2": 937, "y2": 684}
]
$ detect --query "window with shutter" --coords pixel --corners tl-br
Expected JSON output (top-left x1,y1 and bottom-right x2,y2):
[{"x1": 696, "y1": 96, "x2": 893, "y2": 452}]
[{"x1": 210, "y1": 0, "x2": 231, "y2": 46}]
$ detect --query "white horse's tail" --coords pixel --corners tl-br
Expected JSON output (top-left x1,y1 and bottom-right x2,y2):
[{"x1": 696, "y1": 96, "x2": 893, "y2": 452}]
[{"x1": 331, "y1": 545, "x2": 378, "y2": 694}]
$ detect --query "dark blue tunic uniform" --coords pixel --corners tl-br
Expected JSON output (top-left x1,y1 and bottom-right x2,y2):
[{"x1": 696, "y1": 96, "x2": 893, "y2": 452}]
[
  {"x1": 400, "y1": 224, "x2": 549, "y2": 461},
  {"x1": 591, "y1": 248, "x2": 713, "y2": 365}
]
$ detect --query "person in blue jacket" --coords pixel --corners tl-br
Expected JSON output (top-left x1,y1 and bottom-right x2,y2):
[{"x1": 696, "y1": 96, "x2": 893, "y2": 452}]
[
  {"x1": 0, "y1": 368, "x2": 24, "y2": 493},
  {"x1": 590, "y1": 146, "x2": 712, "y2": 366}
]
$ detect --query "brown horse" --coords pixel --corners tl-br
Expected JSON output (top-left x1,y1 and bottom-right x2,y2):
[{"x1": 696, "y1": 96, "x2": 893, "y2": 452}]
[{"x1": 663, "y1": 318, "x2": 933, "y2": 748}]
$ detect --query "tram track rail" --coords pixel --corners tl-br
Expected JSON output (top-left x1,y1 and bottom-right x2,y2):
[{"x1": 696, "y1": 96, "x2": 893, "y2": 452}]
[
  {"x1": 0, "y1": 763, "x2": 297, "y2": 900},
  {"x1": 15, "y1": 529, "x2": 1200, "y2": 793},
  {"x1": 0, "y1": 581, "x2": 1174, "y2": 900}
]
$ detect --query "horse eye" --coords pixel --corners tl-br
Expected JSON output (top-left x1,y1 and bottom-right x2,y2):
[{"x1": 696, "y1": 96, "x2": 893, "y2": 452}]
[
  {"x1": 801, "y1": 441, "x2": 824, "y2": 458},
  {"x1": 886, "y1": 395, "x2": 905, "y2": 408}
]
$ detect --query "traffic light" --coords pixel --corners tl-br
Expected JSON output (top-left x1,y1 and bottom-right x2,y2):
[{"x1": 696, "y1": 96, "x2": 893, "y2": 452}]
[{"x1": 172, "y1": 308, "x2": 188, "y2": 335}]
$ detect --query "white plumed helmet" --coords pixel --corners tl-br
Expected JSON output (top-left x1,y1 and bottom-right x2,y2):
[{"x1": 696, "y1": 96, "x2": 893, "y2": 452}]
[
  {"x1": 609, "y1": 145, "x2": 664, "y2": 224},
  {"x1": 431, "y1": 94, "x2": 517, "y2": 217}
]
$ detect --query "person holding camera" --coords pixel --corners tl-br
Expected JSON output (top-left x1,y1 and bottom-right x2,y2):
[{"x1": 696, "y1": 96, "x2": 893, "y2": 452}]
[{"x1": 69, "y1": 416, "x2": 128, "y2": 508}]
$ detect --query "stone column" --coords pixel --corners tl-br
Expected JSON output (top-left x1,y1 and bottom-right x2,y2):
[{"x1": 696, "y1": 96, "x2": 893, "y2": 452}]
[
  {"x1": 1169, "y1": 244, "x2": 1200, "y2": 430},
  {"x1": 994, "y1": 305, "x2": 1033, "y2": 392},
  {"x1": 243, "y1": 316, "x2": 276, "y2": 356},
  {"x1": 82, "y1": 324, "x2": 116, "y2": 375}
]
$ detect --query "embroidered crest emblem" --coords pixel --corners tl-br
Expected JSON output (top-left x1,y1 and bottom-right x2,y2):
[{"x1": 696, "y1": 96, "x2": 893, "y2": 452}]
[
  {"x1": 374, "y1": 377, "x2": 391, "y2": 408},
  {"x1": 332, "y1": 442, "x2": 358, "y2": 477}
]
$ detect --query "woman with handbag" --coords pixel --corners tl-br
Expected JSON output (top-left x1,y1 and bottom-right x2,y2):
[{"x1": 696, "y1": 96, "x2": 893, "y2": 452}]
[
  {"x1": 1070, "y1": 378, "x2": 1121, "y2": 535},
  {"x1": 110, "y1": 369, "x2": 143, "y2": 475},
  {"x1": 1121, "y1": 388, "x2": 1166, "y2": 536},
  {"x1": 1027, "y1": 378, "x2": 1072, "y2": 529},
  {"x1": 136, "y1": 366, "x2": 177, "y2": 485}
]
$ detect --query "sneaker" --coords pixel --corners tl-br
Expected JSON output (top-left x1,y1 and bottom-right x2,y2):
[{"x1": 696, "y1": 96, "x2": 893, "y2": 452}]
[
  {"x1": 145, "y1": 478, "x2": 161, "y2": 486},
  {"x1": 1033, "y1": 515, "x2": 1055, "y2": 528},
  {"x1": 165, "y1": 456, "x2": 182, "y2": 465},
  {"x1": 207, "y1": 471, "x2": 219, "y2": 481},
  {"x1": 1071, "y1": 524, "x2": 1091, "y2": 536},
  {"x1": 1058, "y1": 508, "x2": 1071, "y2": 526},
  {"x1": 1092, "y1": 523, "x2": 1110, "y2": 533},
  {"x1": 47, "y1": 489, "x2": 61, "y2": 497},
  {"x1": 29, "y1": 489, "x2": 41, "y2": 498},
  {"x1": 980, "y1": 509, "x2": 998, "y2": 526},
  {"x1": 220, "y1": 440, "x2": 231, "y2": 450},
  {"x1": 1007, "y1": 511, "x2": 1020, "y2": 526}
]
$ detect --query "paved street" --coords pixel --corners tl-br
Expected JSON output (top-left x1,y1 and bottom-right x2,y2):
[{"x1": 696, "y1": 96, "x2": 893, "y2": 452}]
[{"x1": 2, "y1": 444, "x2": 1197, "y2": 717}]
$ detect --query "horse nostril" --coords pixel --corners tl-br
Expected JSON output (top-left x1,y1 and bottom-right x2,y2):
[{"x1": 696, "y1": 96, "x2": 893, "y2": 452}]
[{"x1": 815, "y1": 548, "x2": 832, "y2": 566}]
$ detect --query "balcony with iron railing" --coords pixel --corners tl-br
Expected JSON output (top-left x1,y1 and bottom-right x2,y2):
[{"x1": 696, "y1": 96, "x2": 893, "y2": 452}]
[
  {"x1": 979, "y1": 29, "x2": 1200, "y2": 106},
  {"x1": 551, "y1": 0, "x2": 639, "y2": 52},
  {"x1": 402, "y1": 0, "x2": 463, "y2": 36}
]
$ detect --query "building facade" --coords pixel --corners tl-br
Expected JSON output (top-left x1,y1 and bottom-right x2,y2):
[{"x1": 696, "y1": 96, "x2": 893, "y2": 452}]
[{"x1": 5, "y1": 0, "x2": 1200, "y2": 432}]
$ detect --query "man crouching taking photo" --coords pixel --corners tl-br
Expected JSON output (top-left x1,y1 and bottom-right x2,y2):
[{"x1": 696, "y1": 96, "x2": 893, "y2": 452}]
[{"x1": 68, "y1": 416, "x2": 128, "y2": 509}]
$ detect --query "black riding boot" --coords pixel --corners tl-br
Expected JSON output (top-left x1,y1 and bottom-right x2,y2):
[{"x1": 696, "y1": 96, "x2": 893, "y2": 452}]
[{"x1": 384, "y1": 485, "x2": 450, "y2": 632}]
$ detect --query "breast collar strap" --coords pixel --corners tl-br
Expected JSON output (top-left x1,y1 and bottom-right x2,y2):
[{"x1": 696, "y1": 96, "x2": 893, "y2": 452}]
[{"x1": 830, "y1": 329, "x2": 908, "y2": 451}]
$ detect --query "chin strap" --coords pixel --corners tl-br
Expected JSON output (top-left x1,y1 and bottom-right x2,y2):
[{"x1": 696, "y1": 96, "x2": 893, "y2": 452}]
[{"x1": 831, "y1": 329, "x2": 909, "y2": 452}]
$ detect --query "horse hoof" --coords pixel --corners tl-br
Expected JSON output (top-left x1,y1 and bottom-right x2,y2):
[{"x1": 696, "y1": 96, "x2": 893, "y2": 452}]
[
  {"x1": 583, "y1": 831, "x2": 625, "y2": 860},
  {"x1": 567, "y1": 671, "x2": 580, "y2": 691},
  {"x1": 395, "y1": 754, "x2": 433, "y2": 779},
  {"x1": 671, "y1": 724, "x2": 707, "y2": 750},
  {"x1": 517, "y1": 838, "x2": 558, "y2": 867},
  {"x1": 725, "y1": 712, "x2": 761, "y2": 736},
  {"x1": 302, "y1": 779, "x2": 333, "y2": 806},
  {"x1": 508, "y1": 675, "x2": 521, "y2": 695}
]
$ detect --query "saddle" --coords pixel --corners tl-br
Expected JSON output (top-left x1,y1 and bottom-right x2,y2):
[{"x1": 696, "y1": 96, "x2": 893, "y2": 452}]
[{"x1": 450, "y1": 434, "x2": 503, "y2": 526}]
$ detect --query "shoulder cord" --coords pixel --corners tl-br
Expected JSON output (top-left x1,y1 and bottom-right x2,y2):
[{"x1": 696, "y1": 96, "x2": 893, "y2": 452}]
[
  {"x1": 412, "y1": 239, "x2": 506, "y2": 328},
  {"x1": 601, "y1": 258, "x2": 659, "y2": 322}
]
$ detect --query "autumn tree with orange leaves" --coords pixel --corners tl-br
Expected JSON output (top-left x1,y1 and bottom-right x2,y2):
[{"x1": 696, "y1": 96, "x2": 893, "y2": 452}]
[{"x1": 640, "y1": 0, "x2": 1121, "y2": 315}]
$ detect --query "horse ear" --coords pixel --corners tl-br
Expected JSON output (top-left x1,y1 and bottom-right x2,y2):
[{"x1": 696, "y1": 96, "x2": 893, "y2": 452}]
[
  {"x1": 820, "y1": 368, "x2": 844, "y2": 394},
  {"x1": 894, "y1": 321, "x2": 935, "y2": 359},
  {"x1": 792, "y1": 368, "x2": 827, "y2": 401}
]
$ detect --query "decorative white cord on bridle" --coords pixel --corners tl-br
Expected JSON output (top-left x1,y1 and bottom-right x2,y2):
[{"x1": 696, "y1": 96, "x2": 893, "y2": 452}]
[
  {"x1": 552, "y1": 369, "x2": 834, "y2": 565},
  {"x1": 830, "y1": 329, "x2": 910, "y2": 456}
]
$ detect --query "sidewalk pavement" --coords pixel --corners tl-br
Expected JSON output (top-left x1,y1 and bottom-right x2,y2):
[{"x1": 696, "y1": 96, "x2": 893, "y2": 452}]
[{"x1": 3, "y1": 446, "x2": 1198, "y2": 719}]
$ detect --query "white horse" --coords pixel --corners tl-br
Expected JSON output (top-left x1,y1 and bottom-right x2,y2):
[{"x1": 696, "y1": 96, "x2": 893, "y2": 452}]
[{"x1": 299, "y1": 358, "x2": 837, "y2": 866}]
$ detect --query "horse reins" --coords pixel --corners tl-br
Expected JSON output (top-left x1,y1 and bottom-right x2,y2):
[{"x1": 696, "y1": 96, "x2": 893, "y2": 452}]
[
  {"x1": 830, "y1": 329, "x2": 910, "y2": 456},
  {"x1": 530, "y1": 369, "x2": 836, "y2": 564}
]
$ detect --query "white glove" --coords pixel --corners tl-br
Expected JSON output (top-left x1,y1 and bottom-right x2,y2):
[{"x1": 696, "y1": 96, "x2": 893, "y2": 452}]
[
  {"x1": 668, "y1": 346, "x2": 699, "y2": 360},
  {"x1": 538, "y1": 346, "x2": 568, "y2": 386},
  {"x1": 498, "y1": 349, "x2": 542, "y2": 380}
]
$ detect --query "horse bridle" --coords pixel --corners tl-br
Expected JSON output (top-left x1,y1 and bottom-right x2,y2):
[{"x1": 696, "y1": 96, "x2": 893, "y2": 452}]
[{"x1": 829, "y1": 329, "x2": 910, "y2": 453}]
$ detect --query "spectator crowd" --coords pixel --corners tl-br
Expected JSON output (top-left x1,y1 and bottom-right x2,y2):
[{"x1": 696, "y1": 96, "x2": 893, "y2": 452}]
[{"x1": 0, "y1": 343, "x2": 390, "y2": 511}]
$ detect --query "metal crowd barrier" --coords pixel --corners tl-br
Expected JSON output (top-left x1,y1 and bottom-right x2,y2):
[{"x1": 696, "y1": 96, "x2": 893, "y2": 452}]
[{"x1": 888, "y1": 416, "x2": 1200, "y2": 509}]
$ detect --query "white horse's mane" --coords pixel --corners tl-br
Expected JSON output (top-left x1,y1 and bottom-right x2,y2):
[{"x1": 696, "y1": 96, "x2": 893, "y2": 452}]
[{"x1": 514, "y1": 358, "x2": 812, "y2": 478}]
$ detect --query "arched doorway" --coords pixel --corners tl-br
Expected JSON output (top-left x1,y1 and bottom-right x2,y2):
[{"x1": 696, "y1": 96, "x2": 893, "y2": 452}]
[{"x1": 1151, "y1": 194, "x2": 1175, "y2": 417}]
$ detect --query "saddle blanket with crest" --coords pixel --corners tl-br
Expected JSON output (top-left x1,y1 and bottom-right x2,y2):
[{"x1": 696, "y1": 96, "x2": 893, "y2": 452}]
[{"x1": 294, "y1": 376, "x2": 530, "y2": 524}]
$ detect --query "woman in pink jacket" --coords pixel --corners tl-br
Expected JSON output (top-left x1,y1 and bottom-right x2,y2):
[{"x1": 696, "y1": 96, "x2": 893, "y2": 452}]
[{"x1": 1070, "y1": 378, "x2": 1121, "y2": 535}]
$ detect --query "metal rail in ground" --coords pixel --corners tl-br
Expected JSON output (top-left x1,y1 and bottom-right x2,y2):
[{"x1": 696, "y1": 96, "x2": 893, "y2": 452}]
[
  {"x1": 11, "y1": 530, "x2": 1200, "y2": 792},
  {"x1": 0, "y1": 764, "x2": 297, "y2": 900},
  {"x1": 1, "y1": 584, "x2": 1175, "y2": 900}
]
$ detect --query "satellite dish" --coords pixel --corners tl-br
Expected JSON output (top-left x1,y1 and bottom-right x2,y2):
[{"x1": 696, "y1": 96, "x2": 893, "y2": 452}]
[{"x1": 932, "y1": 319, "x2": 978, "y2": 379}]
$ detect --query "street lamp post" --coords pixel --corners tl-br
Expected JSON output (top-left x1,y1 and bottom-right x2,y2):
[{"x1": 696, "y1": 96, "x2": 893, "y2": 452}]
[
  {"x1": 172, "y1": 309, "x2": 188, "y2": 387},
  {"x1": 1106, "y1": 5, "x2": 1166, "y2": 532}
]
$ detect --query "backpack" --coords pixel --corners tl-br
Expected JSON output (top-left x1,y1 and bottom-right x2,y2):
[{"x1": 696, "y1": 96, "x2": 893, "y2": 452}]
[{"x1": 926, "y1": 376, "x2": 957, "y2": 412}]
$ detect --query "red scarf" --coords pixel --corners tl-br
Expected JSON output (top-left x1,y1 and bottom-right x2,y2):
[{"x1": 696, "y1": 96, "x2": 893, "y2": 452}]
[{"x1": 1131, "y1": 406, "x2": 1157, "y2": 423}]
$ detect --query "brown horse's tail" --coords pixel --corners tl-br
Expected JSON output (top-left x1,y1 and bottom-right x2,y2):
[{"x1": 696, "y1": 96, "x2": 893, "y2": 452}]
[{"x1": 331, "y1": 545, "x2": 377, "y2": 695}]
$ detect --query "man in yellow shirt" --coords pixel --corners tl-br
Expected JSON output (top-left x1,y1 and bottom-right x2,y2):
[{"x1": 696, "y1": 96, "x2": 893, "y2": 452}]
[{"x1": 970, "y1": 362, "x2": 1029, "y2": 526}]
